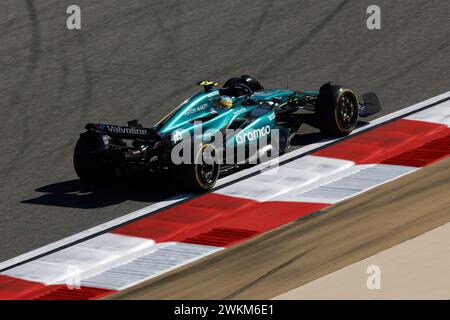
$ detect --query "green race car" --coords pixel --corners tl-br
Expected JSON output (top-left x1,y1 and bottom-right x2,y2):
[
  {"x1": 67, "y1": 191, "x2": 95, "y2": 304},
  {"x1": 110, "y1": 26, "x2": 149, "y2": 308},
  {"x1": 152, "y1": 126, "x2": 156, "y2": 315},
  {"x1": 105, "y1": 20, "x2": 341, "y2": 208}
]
[{"x1": 74, "y1": 75, "x2": 381, "y2": 191}]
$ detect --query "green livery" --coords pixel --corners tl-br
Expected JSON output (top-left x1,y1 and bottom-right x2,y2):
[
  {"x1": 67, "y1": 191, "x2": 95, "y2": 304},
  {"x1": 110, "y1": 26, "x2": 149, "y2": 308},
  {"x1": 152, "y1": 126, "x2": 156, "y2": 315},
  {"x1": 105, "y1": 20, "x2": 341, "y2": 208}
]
[{"x1": 75, "y1": 75, "x2": 381, "y2": 191}]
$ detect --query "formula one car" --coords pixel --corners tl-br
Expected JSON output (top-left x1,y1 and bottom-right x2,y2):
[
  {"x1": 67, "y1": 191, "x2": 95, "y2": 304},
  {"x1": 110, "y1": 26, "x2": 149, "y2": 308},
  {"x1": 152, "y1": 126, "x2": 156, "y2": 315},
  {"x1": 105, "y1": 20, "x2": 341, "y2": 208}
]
[{"x1": 74, "y1": 75, "x2": 381, "y2": 191}]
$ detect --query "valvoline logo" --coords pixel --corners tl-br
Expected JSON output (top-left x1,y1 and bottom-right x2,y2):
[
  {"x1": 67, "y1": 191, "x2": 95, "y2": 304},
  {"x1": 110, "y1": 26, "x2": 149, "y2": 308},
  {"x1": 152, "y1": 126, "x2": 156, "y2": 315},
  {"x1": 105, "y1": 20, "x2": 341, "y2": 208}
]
[
  {"x1": 100, "y1": 124, "x2": 148, "y2": 135},
  {"x1": 107, "y1": 125, "x2": 148, "y2": 135}
]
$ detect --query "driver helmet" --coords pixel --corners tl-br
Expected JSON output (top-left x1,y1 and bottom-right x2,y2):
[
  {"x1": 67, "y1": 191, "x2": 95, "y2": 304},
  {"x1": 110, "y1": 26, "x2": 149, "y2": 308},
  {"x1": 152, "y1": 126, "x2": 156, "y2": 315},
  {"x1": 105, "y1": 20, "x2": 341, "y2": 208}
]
[{"x1": 219, "y1": 95, "x2": 233, "y2": 109}]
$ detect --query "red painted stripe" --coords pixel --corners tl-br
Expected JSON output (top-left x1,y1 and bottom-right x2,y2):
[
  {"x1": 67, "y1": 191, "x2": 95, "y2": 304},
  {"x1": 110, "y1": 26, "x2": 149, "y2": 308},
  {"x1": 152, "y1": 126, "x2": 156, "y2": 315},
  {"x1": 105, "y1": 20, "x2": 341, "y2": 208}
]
[
  {"x1": 314, "y1": 119, "x2": 450, "y2": 164},
  {"x1": 29, "y1": 285, "x2": 116, "y2": 300},
  {"x1": 177, "y1": 200, "x2": 327, "y2": 247},
  {"x1": 113, "y1": 194, "x2": 327, "y2": 246},
  {"x1": 0, "y1": 275, "x2": 44, "y2": 300},
  {"x1": 184, "y1": 227, "x2": 259, "y2": 247},
  {"x1": 0, "y1": 275, "x2": 116, "y2": 300},
  {"x1": 112, "y1": 193, "x2": 253, "y2": 241},
  {"x1": 382, "y1": 133, "x2": 450, "y2": 167}
]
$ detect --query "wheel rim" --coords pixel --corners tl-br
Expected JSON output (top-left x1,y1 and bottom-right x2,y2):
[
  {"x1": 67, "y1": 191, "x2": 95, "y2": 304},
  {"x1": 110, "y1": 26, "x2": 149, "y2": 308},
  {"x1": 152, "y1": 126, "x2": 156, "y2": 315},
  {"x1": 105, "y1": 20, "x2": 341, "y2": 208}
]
[
  {"x1": 337, "y1": 94, "x2": 358, "y2": 130},
  {"x1": 196, "y1": 146, "x2": 219, "y2": 187}
]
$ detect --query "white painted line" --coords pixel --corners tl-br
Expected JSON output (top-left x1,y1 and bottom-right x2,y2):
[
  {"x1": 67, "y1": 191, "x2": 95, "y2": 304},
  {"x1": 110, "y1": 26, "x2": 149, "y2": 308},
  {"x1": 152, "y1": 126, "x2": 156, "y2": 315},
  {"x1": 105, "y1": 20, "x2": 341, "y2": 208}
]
[
  {"x1": 3, "y1": 233, "x2": 155, "y2": 284},
  {"x1": 80, "y1": 242, "x2": 222, "y2": 290},
  {"x1": 406, "y1": 99, "x2": 450, "y2": 127},
  {"x1": 276, "y1": 164, "x2": 417, "y2": 204},
  {"x1": 0, "y1": 195, "x2": 190, "y2": 271},
  {"x1": 3, "y1": 240, "x2": 222, "y2": 291},
  {"x1": 1, "y1": 91, "x2": 450, "y2": 271},
  {"x1": 216, "y1": 156, "x2": 354, "y2": 202}
]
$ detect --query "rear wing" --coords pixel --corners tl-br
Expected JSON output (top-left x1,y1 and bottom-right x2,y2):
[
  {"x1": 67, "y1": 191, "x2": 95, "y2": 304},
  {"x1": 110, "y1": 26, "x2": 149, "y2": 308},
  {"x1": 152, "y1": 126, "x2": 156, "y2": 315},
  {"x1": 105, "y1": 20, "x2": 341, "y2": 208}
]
[{"x1": 85, "y1": 122, "x2": 160, "y2": 140}]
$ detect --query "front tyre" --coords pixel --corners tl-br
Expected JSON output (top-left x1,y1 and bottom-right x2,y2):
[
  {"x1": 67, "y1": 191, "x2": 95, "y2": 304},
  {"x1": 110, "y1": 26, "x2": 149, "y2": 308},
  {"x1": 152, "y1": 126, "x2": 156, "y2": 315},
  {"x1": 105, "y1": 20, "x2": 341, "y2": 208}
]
[
  {"x1": 73, "y1": 132, "x2": 115, "y2": 184},
  {"x1": 315, "y1": 84, "x2": 359, "y2": 136}
]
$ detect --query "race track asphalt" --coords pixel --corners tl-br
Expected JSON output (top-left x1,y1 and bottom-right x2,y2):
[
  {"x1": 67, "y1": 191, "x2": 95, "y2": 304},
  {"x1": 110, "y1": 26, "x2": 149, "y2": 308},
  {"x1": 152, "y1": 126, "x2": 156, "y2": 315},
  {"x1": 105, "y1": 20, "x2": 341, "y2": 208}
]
[{"x1": 1, "y1": 0, "x2": 449, "y2": 261}]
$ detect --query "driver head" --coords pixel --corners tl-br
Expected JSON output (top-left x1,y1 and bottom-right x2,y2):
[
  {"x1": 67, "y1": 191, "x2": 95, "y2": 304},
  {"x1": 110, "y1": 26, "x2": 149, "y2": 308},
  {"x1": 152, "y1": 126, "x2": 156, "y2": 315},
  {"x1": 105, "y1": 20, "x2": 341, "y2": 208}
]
[{"x1": 220, "y1": 96, "x2": 233, "y2": 109}]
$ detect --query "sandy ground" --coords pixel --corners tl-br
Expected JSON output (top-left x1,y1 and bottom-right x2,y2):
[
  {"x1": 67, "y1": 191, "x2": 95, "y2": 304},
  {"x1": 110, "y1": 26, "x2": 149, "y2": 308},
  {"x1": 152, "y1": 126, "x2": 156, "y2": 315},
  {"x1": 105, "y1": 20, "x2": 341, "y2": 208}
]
[
  {"x1": 275, "y1": 221, "x2": 450, "y2": 300},
  {"x1": 109, "y1": 157, "x2": 450, "y2": 299}
]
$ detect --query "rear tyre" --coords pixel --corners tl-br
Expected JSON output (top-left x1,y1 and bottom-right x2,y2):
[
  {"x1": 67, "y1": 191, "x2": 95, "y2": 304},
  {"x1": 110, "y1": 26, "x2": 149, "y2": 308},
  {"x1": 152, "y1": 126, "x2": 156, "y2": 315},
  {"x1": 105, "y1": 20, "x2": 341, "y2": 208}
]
[
  {"x1": 73, "y1": 132, "x2": 115, "y2": 184},
  {"x1": 175, "y1": 143, "x2": 220, "y2": 192},
  {"x1": 315, "y1": 83, "x2": 359, "y2": 136}
]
